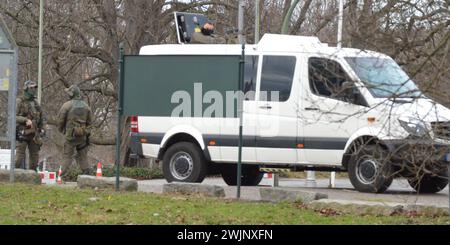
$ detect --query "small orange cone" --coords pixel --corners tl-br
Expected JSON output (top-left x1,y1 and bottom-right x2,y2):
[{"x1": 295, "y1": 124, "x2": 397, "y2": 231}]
[
  {"x1": 57, "y1": 166, "x2": 62, "y2": 185},
  {"x1": 96, "y1": 162, "x2": 102, "y2": 177}
]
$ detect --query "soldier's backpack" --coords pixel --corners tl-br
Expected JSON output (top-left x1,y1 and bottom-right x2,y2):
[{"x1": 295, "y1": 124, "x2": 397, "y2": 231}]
[{"x1": 67, "y1": 100, "x2": 90, "y2": 139}]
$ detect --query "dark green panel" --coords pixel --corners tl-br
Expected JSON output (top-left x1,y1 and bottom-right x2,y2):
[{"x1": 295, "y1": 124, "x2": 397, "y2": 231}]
[{"x1": 123, "y1": 55, "x2": 240, "y2": 117}]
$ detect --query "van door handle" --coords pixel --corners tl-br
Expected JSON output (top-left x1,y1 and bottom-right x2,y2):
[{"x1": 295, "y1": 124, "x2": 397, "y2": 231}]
[
  {"x1": 259, "y1": 104, "x2": 272, "y2": 110},
  {"x1": 304, "y1": 107, "x2": 319, "y2": 111}
]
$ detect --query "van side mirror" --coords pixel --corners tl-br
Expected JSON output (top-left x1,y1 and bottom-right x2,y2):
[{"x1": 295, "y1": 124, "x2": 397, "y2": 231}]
[{"x1": 341, "y1": 81, "x2": 353, "y2": 92}]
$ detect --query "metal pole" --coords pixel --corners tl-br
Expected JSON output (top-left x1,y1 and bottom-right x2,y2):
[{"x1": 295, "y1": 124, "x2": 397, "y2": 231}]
[
  {"x1": 37, "y1": 0, "x2": 44, "y2": 104},
  {"x1": 337, "y1": 0, "x2": 344, "y2": 49},
  {"x1": 254, "y1": 0, "x2": 260, "y2": 43},
  {"x1": 115, "y1": 113, "x2": 122, "y2": 191},
  {"x1": 238, "y1": 0, "x2": 245, "y2": 44},
  {"x1": 236, "y1": 44, "x2": 245, "y2": 199},
  {"x1": 9, "y1": 50, "x2": 18, "y2": 183},
  {"x1": 329, "y1": 0, "x2": 344, "y2": 187},
  {"x1": 115, "y1": 44, "x2": 124, "y2": 191}
]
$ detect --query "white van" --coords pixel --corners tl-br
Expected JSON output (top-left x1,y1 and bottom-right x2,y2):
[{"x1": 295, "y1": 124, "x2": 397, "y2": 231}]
[{"x1": 128, "y1": 34, "x2": 450, "y2": 193}]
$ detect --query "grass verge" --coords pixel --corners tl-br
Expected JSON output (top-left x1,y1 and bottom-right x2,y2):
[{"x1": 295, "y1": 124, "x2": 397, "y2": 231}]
[{"x1": 0, "y1": 184, "x2": 449, "y2": 224}]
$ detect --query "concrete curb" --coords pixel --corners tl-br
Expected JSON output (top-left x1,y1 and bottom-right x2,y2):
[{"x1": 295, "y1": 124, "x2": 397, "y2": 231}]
[
  {"x1": 77, "y1": 175, "x2": 138, "y2": 191},
  {"x1": 260, "y1": 187, "x2": 328, "y2": 203},
  {"x1": 163, "y1": 182, "x2": 226, "y2": 198},
  {"x1": 309, "y1": 199, "x2": 449, "y2": 216},
  {"x1": 0, "y1": 169, "x2": 41, "y2": 185}
]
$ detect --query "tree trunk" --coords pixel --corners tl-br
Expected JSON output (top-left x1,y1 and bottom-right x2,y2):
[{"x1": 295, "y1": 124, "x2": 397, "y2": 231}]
[
  {"x1": 280, "y1": 0, "x2": 292, "y2": 33},
  {"x1": 348, "y1": 0, "x2": 358, "y2": 48}
]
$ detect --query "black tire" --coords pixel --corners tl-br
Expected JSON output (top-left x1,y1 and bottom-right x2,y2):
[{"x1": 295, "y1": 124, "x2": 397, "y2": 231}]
[
  {"x1": 221, "y1": 164, "x2": 263, "y2": 186},
  {"x1": 124, "y1": 147, "x2": 137, "y2": 167},
  {"x1": 348, "y1": 144, "x2": 394, "y2": 193},
  {"x1": 162, "y1": 142, "x2": 207, "y2": 183},
  {"x1": 408, "y1": 171, "x2": 448, "y2": 193}
]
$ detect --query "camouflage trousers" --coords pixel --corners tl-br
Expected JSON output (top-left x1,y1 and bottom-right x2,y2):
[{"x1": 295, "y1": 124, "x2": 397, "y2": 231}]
[
  {"x1": 61, "y1": 138, "x2": 89, "y2": 176},
  {"x1": 15, "y1": 139, "x2": 40, "y2": 170},
  {"x1": 191, "y1": 32, "x2": 226, "y2": 44}
]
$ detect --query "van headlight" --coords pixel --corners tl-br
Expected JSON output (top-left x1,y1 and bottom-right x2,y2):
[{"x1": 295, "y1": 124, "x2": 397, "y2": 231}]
[{"x1": 398, "y1": 118, "x2": 429, "y2": 138}]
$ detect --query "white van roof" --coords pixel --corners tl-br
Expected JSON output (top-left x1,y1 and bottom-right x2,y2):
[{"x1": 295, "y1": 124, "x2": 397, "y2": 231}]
[
  {"x1": 256, "y1": 33, "x2": 326, "y2": 52},
  {"x1": 139, "y1": 33, "x2": 388, "y2": 59}
]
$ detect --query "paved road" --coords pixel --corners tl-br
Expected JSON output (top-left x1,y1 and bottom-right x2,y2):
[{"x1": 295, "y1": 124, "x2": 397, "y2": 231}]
[{"x1": 138, "y1": 177, "x2": 450, "y2": 208}]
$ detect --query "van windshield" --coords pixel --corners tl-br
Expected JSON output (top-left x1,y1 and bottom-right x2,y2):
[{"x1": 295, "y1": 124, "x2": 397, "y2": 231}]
[{"x1": 345, "y1": 57, "x2": 422, "y2": 98}]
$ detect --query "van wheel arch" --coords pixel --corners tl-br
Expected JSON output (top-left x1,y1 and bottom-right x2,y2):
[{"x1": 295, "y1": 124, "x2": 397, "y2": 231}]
[
  {"x1": 158, "y1": 133, "x2": 210, "y2": 161},
  {"x1": 342, "y1": 136, "x2": 387, "y2": 170}
]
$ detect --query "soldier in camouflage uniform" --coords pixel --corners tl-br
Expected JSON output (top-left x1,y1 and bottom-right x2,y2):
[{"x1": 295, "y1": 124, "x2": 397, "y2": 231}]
[
  {"x1": 15, "y1": 80, "x2": 45, "y2": 170},
  {"x1": 57, "y1": 85, "x2": 93, "y2": 177}
]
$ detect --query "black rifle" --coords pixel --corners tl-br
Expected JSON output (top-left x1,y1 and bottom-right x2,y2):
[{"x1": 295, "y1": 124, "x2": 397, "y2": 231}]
[
  {"x1": 16, "y1": 128, "x2": 28, "y2": 142},
  {"x1": 76, "y1": 133, "x2": 90, "y2": 151}
]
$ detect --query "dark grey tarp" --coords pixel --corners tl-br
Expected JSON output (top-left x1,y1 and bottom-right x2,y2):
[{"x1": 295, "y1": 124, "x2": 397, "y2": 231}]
[{"x1": 122, "y1": 55, "x2": 240, "y2": 117}]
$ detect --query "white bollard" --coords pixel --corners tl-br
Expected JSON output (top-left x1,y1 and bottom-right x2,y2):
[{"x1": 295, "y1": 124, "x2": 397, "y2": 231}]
[
  {"x1": 273, "y1": 173, "x2": 279, "y2": 187},
  {"x1": 261, "y1": 172, "x2": 277, "y2": 187},
  {"x1": 0, "y1": 149, "x2": 12, "y2": 170},
  {"x1": 306, "y1": 170, "x2": 316, "y2": 187},
  {"x1": 329, "y1": 171, "x2": 336, "y2": 188},
  {"x1": 260, "y1": 168, "x2": 289, "y2": 187}
]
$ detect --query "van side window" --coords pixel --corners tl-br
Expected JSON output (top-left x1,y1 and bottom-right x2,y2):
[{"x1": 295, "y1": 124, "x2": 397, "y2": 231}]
[
  {"x1": 260, "y1": 56, "x2": 296, "y2": 102},
  {"x1": 243, "y1": 55, "x2": 258, "y2": 100},
  {"x1": 308, "y1": 57, "x2": 351, "y2": 100}
]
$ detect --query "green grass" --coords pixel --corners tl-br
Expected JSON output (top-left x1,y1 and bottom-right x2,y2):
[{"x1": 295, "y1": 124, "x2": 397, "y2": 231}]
[{"x1": 0, "y1": 184, "x2": 449, "y2": 224}]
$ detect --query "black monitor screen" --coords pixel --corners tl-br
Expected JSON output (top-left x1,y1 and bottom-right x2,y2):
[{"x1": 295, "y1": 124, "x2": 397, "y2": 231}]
[{"x1": 174, "y1": 12, "x2": 208, "y2": 44}]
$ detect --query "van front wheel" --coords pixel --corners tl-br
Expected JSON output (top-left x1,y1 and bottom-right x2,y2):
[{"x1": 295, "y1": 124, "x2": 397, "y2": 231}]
[
  {"x1": 348, "y1": 144, "x2": 393, "y2": 193},
  {"x1": 162, "y1": 142, "x2": 207, "y2": 183}
]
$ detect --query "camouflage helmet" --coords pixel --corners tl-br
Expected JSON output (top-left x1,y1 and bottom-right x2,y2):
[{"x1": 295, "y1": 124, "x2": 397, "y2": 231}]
[
  {"x1": 64, "y1": 85, "x2": 81, "y2": 98},
  {"x1": 23, "y1": 80, "x2": 37, "y2": 90}
]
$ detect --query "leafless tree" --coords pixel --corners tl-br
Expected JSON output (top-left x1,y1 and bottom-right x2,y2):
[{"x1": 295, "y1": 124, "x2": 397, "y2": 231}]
[{"x1": 0, "y1": 1, "x2": 448, "y2": 192}]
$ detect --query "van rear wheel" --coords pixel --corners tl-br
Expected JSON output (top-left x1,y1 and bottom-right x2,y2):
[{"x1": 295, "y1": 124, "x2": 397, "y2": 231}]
[
  {"x1": 162, "y1": 142, "x2": 207, "y2": 183},
  {"x1": 407, "y1": 170, "x2": 448, "y2": 193},
  {"x1": 348, "y1": 144, "x2": 393, "y2": 193},
  {"x1": 221, "y1": 164, "x2": 263, "y2": 186}
]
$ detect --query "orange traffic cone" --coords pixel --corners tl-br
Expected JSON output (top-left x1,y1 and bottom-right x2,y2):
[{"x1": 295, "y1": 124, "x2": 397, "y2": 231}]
[
  {"x1": 96, "y1": 162, "x2": 102, "y2": 177},
  {"x1": 57, "y1": 166, "x2": 62, "y2": 185}
]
